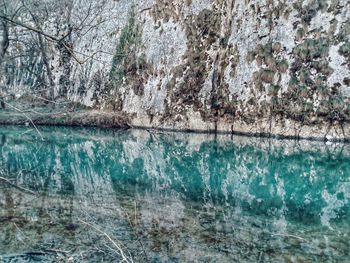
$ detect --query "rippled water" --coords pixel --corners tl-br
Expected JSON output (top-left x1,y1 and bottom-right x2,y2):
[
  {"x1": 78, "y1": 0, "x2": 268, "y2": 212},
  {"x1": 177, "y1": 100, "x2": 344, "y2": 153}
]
[{"x1": 0, "y1": 126, "x2": 349, "y2": 262}]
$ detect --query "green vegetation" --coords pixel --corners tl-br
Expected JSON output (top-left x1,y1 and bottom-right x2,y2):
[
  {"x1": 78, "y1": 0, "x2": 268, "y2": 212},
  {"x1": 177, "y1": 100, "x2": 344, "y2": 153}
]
[
  {"x1": 248, "y1": 42, "x2": 289, "y2": 95},
  {"x1": 294, "y1": 38, "x2": 330, "y2": 61},
  {"x1": 339, "y1": 42, "x2": 350, "y2": 57},
  {"x1": 109, "y1": 8, "x2": 138, "y2": 86},
  {"x1": 337, "y1": 19, "x2": 350, "y2": 42},
  {"x1": 282, "y1": 36, "x2": 350, "y2": 122},
  {"x1": 290, "y1": 38, "x2": 331, "y2": 93},
  {"x1": 293, "y1": 0, "x2": 329, "y2": 26}
]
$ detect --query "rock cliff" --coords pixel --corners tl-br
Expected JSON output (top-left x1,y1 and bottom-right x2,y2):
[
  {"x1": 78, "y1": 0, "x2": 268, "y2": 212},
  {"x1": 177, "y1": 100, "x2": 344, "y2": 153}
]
[{"x1": 1, "y1": 0, "x2": 350, "y2": 140}]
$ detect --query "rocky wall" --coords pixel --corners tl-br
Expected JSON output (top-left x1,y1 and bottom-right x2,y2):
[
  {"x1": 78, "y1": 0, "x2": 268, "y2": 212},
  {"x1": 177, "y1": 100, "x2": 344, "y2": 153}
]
[{"x1": 1, "y1": 0, "x2": 350, "y2": 139}]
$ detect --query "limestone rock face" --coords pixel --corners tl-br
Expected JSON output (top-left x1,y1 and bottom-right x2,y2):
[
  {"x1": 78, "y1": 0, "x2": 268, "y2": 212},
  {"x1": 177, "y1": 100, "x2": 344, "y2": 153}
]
[{"x1": 1, "y1": 0, "x2": 350, "y2": 139}]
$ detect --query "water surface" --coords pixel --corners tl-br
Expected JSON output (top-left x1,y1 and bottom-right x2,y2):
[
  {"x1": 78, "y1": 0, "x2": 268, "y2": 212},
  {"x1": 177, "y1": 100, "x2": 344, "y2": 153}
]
[{"x1": 0, "y1": 126, "x2": 349, "y2": 262}]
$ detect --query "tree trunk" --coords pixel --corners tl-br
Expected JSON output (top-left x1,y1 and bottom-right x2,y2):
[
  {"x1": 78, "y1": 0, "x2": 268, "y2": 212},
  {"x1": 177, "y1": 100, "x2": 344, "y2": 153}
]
[
  {"x1": 0, "y1": 19, "x2": 9, "y2": 108},
  {"x1": 0, "y1": 19, "x2": 9, "y2": 66},
  {"x1": 37, "y1": 32, "x2": 55, "y2": 101}
]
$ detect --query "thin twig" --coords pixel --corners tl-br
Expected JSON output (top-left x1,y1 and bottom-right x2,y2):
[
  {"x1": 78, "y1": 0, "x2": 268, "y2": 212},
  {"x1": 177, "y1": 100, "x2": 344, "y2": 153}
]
[
  {"x1": 30, "y1": 95, "x2": 72, "y2": 105},
  {"x1": 267, "y1": 232, "x2": 308, "y2": 242},
  {"x1": 123, "y1": 206, "x2": 148, "y2": 261},
  {"x1": 43, "y1": 248, "x2": 69, "y2": 254},
  {"x1": 0, "y1": 100, "x2": 44, "y2": 140},
  {"x1": 0, "y1": 176, "x2": 36, "y2": 195},
  {"x1": 77, "y1": 218, "x2": 133, "y2": 263},
  {"x1": 0, "y1": 14, "x2": 59, "y2": 42}
]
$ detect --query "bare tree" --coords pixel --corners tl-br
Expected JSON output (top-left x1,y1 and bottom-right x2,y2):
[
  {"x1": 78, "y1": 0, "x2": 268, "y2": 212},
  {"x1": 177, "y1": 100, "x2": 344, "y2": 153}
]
[
  {"x1": 20, "y1": 0, "x2": 56, "y2": 100},
  {"x1": 0, "y1": 0, "x2": 112, "y2": 102},
  {"x1": 0, "y1": 19, "x2": 9, "y2": 67}
]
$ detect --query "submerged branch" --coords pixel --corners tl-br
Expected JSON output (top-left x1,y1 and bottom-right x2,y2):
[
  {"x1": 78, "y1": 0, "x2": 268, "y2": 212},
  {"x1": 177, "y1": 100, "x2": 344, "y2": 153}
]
[
  {"x1": 267, "y1": 231, "x2": 308, "y2": 242},
  {"x1": 0, "y1": 249, "x2": 68, "y2": 259},
  {"x1": 77, "y1": 218, "x2": 134, "y2": 263},
  {"x1": 0, "y1": 176, "x2": 36, "y2": 195}
]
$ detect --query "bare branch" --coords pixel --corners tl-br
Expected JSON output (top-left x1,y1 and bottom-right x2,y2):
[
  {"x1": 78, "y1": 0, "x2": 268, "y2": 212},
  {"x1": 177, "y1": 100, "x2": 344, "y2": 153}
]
[
  {"x1": 0, "y1": 14, "x2": 59, "y2": 42},
  {"x1": 0, "y1": 99, "x2": 44, "y2": 140}
]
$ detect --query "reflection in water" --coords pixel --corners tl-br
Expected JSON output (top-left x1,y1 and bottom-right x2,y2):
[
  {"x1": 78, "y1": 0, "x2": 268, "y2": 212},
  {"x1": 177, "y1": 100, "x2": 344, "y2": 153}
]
[{"x1": 0, "y1": 126, "x2": 349, "y2": 262}]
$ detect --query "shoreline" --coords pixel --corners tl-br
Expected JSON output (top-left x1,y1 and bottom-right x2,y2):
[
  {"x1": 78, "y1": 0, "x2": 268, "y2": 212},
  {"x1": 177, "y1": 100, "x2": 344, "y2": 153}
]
[
  {"x1": 1, "y1": 110, "x2": 349, "y2": 143},
  {"x1": 0, "y1": 110, "x2": 131, "y2": 129}
]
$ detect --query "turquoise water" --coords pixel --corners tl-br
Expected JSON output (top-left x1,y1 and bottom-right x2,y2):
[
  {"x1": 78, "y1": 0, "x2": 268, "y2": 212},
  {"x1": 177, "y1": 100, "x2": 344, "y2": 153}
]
[{"x1": 0, "y1": 126, "x2": 349, "y2": 262}]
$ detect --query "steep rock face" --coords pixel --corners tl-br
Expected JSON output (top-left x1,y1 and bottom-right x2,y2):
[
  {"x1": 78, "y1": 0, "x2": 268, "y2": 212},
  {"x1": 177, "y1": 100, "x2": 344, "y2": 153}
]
[{"x1": 1, "y1": 0, "x2": 350, "y2": 139}]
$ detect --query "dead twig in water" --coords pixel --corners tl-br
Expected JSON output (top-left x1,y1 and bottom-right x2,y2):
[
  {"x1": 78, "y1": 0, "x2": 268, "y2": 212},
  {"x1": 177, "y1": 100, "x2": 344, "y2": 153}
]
[
  {"x1": 1, "y1": 249, "x2": 67, "y2": 259},
  {"x1": 0, "y1": 100, "x2": 44, "y2": 140},
  {"x1": 123, "y1": 205, "x2": 148, "y2": 261},
  {"x1": 42, "y1": 248, "x2": 69, "y2": 254},
  {"x1": 14, "y1": 223, "x2": 69, "y2": 256},
  {"x1": 77, "y1": 218, "x2": 134, "y2": 263},
  {"x1": 0, "y1": 252, "x2": 47, "y2": 258},
  {"x1": 0, "y1": 176, "x2": 36, "y2": 195},
  {"x1": 267, "y1": 231, "x2": 308, "y2": 242}
]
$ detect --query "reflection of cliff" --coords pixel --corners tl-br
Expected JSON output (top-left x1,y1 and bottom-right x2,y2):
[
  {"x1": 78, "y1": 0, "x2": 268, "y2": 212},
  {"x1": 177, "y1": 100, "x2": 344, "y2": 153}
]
[
  {"x1": 0, "y1": 180, "x2": 349, "y2": 262},
  {"x1": 0, "y1": 126, "x2": 350, "y2": 261},
  {"x1": 1, "y1": 126, "x2": 350, "y2": 223}
]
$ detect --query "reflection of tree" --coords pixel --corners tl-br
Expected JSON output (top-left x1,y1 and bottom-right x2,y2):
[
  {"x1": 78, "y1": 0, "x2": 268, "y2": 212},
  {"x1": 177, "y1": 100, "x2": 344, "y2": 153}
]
[
  {"x1": 1, "y1": 127, "x2": 350, "y2": 223},
  {"x1": 1, "y1": 127, "x2": 350, "y2": 261}
]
